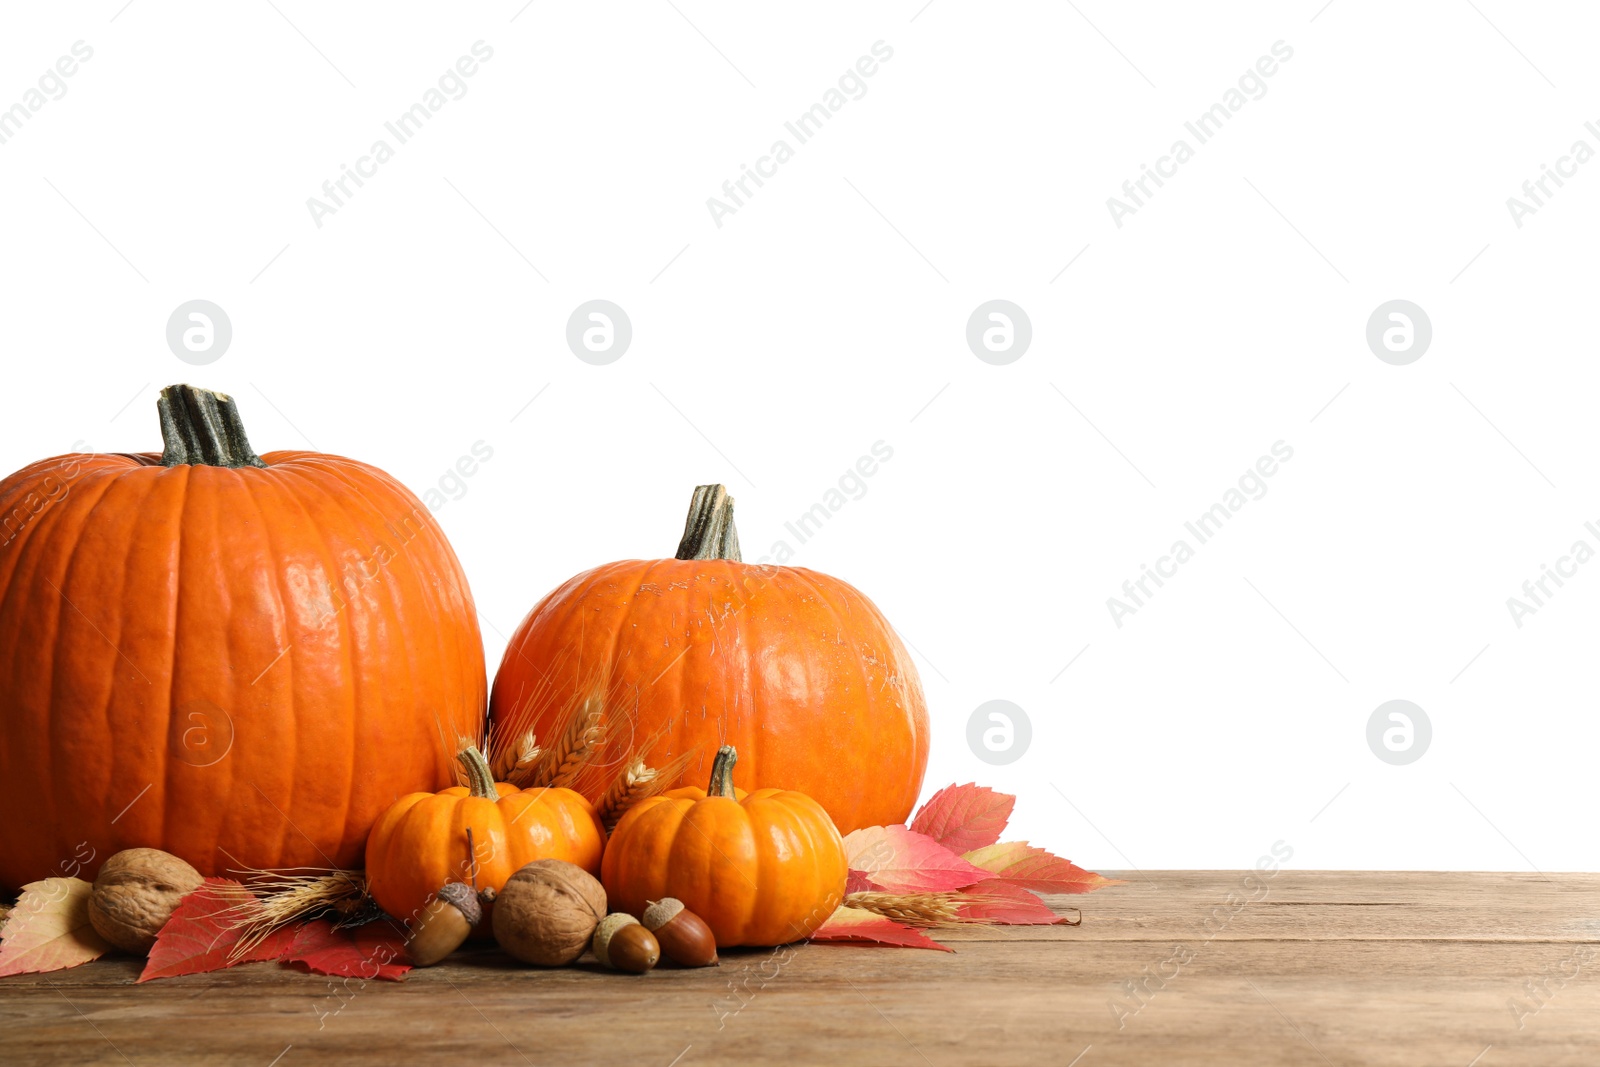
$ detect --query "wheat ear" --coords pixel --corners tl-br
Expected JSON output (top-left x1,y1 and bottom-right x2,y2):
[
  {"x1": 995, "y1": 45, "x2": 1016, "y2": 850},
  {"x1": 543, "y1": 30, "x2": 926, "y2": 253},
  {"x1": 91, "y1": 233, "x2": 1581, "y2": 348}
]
[
  {"x1": 528, "y1": 699, "x2": 605, "y2": 789},
  {"x1": 493, "y1": 728, "x2": 542, "y2": 786},
  {"x1": 594, "y1": 759, "x2": 658, "y2": 831},
  {"x1": 841, "y1": 891, "x2": 962, "y2": 927},
  {"x1": 222, "y1": 868, "x2": 375, "y2": 958},
  {"x1": 596, "y1": 750, "x2": 699, "y2": 829}
]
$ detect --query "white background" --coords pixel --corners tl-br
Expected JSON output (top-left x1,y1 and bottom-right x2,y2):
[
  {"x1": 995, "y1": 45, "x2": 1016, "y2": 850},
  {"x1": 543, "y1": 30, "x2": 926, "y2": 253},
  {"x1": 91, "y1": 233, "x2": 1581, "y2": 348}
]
[{"x1": 2, "y1": 1, "x2": 1594, "y2": 872}]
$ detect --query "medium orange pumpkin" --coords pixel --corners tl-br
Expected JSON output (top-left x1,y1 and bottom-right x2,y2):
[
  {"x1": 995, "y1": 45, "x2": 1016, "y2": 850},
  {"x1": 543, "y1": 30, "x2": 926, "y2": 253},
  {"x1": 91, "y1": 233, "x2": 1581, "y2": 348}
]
[
  {"x1": 489, "y1": 485, "x2": 928, "y2": 835},
  {"x1": 0, "y1": 385, "x2": 486, "y2": 890},
  {"x1": 365, "y1": 746, "x2": 604, "y2": 928},
  {"x1": 601, "y1": 745, "x2": 846, "y2": 947}
]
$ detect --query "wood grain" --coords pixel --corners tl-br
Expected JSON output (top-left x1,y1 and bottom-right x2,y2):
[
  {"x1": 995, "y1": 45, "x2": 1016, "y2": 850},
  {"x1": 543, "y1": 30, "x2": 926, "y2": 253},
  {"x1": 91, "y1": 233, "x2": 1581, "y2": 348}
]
[{"x1": 3, "y1": 871, "x2": 1596, "y2": 1066}]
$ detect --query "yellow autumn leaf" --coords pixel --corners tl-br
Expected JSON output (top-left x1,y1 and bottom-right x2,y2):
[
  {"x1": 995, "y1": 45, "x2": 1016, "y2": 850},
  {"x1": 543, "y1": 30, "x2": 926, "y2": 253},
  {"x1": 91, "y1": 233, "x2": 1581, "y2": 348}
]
[{"x1": 0, "y1": 877, "x2": 111, "y2": 977}]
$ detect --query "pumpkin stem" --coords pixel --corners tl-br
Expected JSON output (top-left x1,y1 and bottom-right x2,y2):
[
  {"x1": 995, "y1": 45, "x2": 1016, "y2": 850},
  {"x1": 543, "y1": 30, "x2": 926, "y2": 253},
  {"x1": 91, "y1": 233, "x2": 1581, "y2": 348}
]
[
  {"x1": 707, "y1": 745, "x2": 738, "y2": 799},
  {"x1": 457, "y1": 746, "x2": 499, "y2": 800},
  {"x1": 158, "y1": 384, "x2": 267, "y2": 468},
  {"x1": 675, "y1": 484, "x2": 742, "y2": 562}
]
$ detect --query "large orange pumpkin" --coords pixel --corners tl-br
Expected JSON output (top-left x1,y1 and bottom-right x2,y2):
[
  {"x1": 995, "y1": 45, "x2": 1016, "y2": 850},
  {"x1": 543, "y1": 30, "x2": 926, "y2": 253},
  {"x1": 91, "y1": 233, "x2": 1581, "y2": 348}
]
[
  {"x1": 601, "y1": 745, "x2": 846, "y2": 947},
  {"x1": 365, "y1": 745, "x2": 604, "y2": 929},
  {"x1": 0, "y1": 385, "x2": 486, "y2": 889},
  {"x1": 488, "y1": 485, "x2": 928, "y2": 835}
]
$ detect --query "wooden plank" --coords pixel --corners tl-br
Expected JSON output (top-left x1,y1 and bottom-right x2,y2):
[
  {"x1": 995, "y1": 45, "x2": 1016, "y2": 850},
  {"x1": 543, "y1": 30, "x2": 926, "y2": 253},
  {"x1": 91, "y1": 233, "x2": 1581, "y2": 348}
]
[
  {"x1": 2, "y1": 872, "x2": 1596, "y2": 1066},
  {"x1": 1002, "y1": 869, "x2": 1600, "y2": 943}
]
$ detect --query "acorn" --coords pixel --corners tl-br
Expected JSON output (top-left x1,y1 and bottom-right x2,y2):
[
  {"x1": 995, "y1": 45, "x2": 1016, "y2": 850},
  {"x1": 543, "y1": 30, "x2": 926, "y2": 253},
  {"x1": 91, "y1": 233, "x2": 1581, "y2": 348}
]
[
  {"x1": 592, "y1": 914, "x2": 660, "y2": 973},
  {"x1": 407, "y1": 882, "x2": 481, "y2": 966},
  {"x1": 642, "y1": 898, "x2": 718, "y2": 967}
]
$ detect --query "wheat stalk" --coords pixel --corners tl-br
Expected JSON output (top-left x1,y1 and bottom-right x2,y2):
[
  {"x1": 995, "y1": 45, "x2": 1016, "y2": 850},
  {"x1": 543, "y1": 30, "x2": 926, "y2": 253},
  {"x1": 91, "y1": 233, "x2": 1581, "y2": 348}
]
[
  {"x1": 528, "y1": 698, "x2": 605, "y2": 789},
  {"x1": 840, "y1": 890, "x2": 1081, "y2": 929},
  {"x1": 493, "y1": 727, "x2": 542, "y2": 786},
  {"x1": 606, "y1": 750, "x2": 693, "y2": 824},
  {"x1": 594, "y1": 758, "x2": 660, "y2": 830},
  {"x1": 842, "y1": 891, "x2": 962, "y2": 927},
  {"x1": 220, "y1": 867, "x2": 375, "y2": 959},
  {"x1": 430, "y1": 705, "x2": 476, "y2": 788}
]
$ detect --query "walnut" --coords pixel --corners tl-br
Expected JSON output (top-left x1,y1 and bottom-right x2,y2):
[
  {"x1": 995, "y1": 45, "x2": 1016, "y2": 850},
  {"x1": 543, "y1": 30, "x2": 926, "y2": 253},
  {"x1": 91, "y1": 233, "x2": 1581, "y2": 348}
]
[
  {"x1": 87, "y1": 848, "x2": 204, "y2": 954},
  {"x1": 491, "y1": 859, "x2": 607, "y2": 966}
]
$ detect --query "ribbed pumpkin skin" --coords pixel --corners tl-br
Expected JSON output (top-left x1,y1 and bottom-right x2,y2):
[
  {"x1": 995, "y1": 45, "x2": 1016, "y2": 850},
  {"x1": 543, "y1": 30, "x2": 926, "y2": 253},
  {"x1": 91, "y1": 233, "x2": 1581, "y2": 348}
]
[
  {"x1": 601, "y1": 787, "x2": 846, "y2": 947},
  {"x1": 364, "y1": 782, "x2": 603, "y2": 928},
  {"x1": 0, "y1": 449, "x2": 486, "y2": 890},
  {"x1": 488, "y1": 560, "x2": 928, "y2": 835}
]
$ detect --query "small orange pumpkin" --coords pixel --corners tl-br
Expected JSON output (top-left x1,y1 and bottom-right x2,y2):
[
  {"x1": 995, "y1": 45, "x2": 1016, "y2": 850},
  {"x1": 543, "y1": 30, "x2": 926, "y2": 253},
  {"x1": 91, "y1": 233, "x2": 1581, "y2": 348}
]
[
  {"x1": 601, "y1": 745, "x2": 846, "y2": 947},
  {"x1": 365, "y1": 746, "x2": 604, "y2": 929}
]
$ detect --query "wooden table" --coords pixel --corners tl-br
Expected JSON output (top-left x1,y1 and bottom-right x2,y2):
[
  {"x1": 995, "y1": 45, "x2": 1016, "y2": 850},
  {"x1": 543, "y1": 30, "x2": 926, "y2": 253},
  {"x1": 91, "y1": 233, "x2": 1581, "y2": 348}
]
[{"x1": 4, "y1": 871, "x2": 1597, "y2": 1066}]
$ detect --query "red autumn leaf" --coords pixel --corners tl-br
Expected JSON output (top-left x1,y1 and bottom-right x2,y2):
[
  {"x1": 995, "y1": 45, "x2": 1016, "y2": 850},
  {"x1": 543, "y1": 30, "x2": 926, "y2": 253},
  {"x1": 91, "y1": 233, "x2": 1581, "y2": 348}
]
[
  {"x1": 285, "y1": 919, "x2": 411, "y2": 981},
  {"x1": 140, "y1": 879, "x2": 297, "y2": 982},
  {"x1": 843, "y1": 826, "x2": 988, "y2": 894},
  {"x1": 958, "y1": 879, "x2": 1076, "y2": 925},
  {"x1": 962, "y1": 842, "x2": 1125, "y2": 895},
  {"x1": 844, "y1": 870, "x2": 877, "y2": 895},
  {"x1": 0, "y1": 878, "x2": 110, "y2": 977},
  {"x1": 809, "y1": 907, "x2": 953, "y2": 952},
  {"x1": 909, "y1": 783, "x2": 1016, "y2": 855}
]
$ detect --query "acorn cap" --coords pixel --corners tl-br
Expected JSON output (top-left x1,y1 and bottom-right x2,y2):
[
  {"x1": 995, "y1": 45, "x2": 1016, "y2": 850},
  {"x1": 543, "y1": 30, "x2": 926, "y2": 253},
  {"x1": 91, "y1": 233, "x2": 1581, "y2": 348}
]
[
  {"x1": 437, "y1": 881, "x2": 483, "y2": 926},
  {"x1": 641, "y1": 898, "x2": 684, "y2": 931}
]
